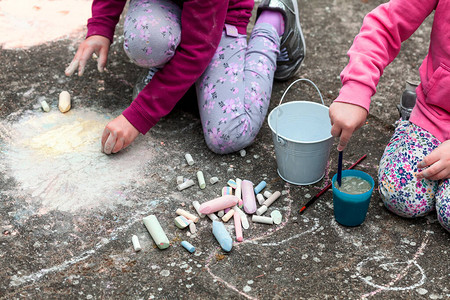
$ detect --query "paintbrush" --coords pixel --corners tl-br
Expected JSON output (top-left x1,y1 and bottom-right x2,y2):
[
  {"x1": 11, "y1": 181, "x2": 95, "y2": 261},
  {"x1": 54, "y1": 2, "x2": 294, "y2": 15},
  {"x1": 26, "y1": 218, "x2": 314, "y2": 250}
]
[
  {"x1": 299, "y1": 154, "x2": 367, "y2": 214},
  {"x1": 337, "y1": 151, "x2": 343, "y2": 186}
]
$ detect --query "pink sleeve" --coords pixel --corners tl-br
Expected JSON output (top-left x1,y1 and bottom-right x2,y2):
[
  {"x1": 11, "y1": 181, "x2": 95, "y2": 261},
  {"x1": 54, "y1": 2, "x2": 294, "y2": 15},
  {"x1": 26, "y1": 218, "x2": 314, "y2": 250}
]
[
  {"x1": 123, "y1": 0, "x2": 229, "y2": 134},
  {"x1": 335, "y1": 0, "x2": 436, "y2": 111},
  {"x1": 86, "y1": 0, "x2": 127, "y2": 43}
]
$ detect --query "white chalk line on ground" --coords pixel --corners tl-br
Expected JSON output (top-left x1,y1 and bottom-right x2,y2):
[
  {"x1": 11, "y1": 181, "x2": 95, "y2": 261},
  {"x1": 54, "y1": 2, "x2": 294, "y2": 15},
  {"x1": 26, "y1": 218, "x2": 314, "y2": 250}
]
[
  {"x1": 359, "y1": 231, "x2": 429, "y2": 298},
  {"x1": 8, "y1": 206, "x2": 154, "y2": 287},
  {"x1": 205, "y1": 184, "x2": 320, "y2": 299}
]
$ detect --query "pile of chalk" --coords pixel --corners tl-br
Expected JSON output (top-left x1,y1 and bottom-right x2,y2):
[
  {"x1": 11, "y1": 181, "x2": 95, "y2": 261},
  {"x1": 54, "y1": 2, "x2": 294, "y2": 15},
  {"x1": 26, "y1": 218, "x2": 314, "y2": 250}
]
[{"x1": 133, "y1": 152, "x2": 284, "y2": 254}]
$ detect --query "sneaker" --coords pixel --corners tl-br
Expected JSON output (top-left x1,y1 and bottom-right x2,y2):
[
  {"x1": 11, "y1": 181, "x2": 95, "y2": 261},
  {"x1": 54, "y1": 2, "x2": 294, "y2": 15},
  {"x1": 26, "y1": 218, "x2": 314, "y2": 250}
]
[
  {"x1": 257, "y1": 0, "x2": 306, "y2": 81},
  {"x1": 132, "y1": 67, "x2": 160, "y2": 100},
  {"x1": 397, "y1": 79, "x2": 419, "y2": 120}
]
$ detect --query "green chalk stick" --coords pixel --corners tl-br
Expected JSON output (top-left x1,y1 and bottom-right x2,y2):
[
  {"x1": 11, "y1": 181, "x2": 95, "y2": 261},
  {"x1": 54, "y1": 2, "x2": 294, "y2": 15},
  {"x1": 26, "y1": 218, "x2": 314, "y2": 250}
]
[{"x1": 143, "y1": 215, "x2": 170, "y2": 250}]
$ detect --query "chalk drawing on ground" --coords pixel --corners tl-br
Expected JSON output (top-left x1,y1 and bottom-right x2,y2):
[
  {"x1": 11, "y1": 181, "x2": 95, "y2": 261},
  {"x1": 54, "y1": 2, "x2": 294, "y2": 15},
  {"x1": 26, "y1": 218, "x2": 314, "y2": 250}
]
[
  {"x1": 358, "y1": 231, "x2": 429, "y2": 298},
  {"x1": 205, "y1": 184, "x2": 320, "y2": 299},
  {"x1": 0, "y1": 108, "x2": 156, "y2": 212}
]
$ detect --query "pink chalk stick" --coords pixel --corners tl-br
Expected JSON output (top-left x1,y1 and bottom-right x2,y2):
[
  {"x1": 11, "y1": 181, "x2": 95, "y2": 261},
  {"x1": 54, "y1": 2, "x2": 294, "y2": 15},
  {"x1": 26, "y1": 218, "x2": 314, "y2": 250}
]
[
  {"x1": 241, "y1": 180, "x2": 257, "y2": 214},
  {"x1": 233, "y1": 210, "x2": 243, "y2": 242},
  {"x1": 199, "y1": 195, "x2": 239, "y2": 214}
]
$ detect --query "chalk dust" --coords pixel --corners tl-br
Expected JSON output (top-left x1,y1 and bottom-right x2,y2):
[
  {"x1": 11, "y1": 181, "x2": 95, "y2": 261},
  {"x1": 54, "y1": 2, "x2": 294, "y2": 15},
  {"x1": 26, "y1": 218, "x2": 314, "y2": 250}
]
[
  {"x1": 0, "y1": 0, "x2": 91, "y2": 49},
  {"x1": 1, "y1": 109, "x2": 155, "y2": 212}
]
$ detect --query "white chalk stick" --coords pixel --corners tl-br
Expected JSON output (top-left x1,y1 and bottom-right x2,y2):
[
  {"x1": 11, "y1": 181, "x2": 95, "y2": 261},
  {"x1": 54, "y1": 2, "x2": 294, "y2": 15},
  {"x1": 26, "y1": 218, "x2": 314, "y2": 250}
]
[
  {"x1": 132, "y1": 235, "x2": 141, "y2": 252},
  {"x1": 271, "y1": 210, "x2": 282, "y2": 225},
  {"x1": 217, "y1": 210, "x2": 225, "y2": 218},
  {"x1": 192, "y1": 201, "x2": 205, "y2": 218},
  {"x1": 256, "y1": 194, "x2": 265, "y2": 205},
  {"x1": 207, "y1": 213, "x2": 219, "y2": 221},
  {"x1": 176, "y1": 208, "x2": 199, "y2": 223},
  {"x1": 185, "y1": 153, "x2": 194, "y2": 165},
  {"x1": 210, "y1": 177, "x2": 219, "y2": 184},
  {"x1": 189, "y1": 222, "x2": 197, "y2": 234},
  {"x1": 58, "y1": 91, "x2": 71, "y2": 113},
  {"x1": 256, "y1": 205, "x2": 268, "y2": 216},
  {"x1": 197, "y1": 171, "x2": 206, "y2": 189},
  {"x1": 177, "y1": 179, "x2": 195, "y2": 191},
  {"x1": 235, "y1": 178, "x2": 242, "y2": 200},
  {"x1": 252, "y1": 215, "x2": 273, "y2": 225},
  {"x1": 40, "y1": 100, "x2": 50, "y2": 112},
  {"x1": 222, "y1": 209, "x2": 235, "y2": 222},
  {"x1": 263, "y1": 191, "x2": 273, "y2": 198},
  {"x1": 177, "y1": 176, "x2": 184, "y2": 185},
  {"x1": 143, "y1": 215, "x2": 170, "y2": 249}
]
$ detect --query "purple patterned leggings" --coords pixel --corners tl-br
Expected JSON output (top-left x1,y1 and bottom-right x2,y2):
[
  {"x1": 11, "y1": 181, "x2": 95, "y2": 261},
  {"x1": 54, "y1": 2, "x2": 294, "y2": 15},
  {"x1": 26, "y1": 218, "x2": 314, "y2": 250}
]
[
  {"x1": 378, "y1": 120, "x2": 450, "y2": 232},
  {"x1": 123, "y1": 0, "x2": 280, "y2": 154}
]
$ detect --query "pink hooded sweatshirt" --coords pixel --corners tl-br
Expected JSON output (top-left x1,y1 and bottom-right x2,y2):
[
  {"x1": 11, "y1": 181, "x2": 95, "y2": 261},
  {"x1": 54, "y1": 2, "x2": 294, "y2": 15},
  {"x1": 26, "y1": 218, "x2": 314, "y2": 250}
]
[
  {"x1": 335, "y1": 0, "x2": 450, "y2": 142},
  {"x1": 86, "y1": 0, "x2": 254, "y2": 134}
]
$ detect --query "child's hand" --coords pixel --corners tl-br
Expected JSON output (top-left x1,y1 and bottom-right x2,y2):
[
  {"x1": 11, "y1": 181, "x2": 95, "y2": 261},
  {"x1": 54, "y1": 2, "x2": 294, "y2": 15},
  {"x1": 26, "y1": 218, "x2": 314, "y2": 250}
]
[
  {"x1": 416, "y1": 140, "x2": 450, "y2": 180},
  {"x1": 65, "y1": 35, "x2": 111, "y2": 77},
  {"x1": 101, "y1": 115, "x2": 140, "y2": 154},
  {"x1": 329, "y1": 102, "x2": 368, "y2": 151}
]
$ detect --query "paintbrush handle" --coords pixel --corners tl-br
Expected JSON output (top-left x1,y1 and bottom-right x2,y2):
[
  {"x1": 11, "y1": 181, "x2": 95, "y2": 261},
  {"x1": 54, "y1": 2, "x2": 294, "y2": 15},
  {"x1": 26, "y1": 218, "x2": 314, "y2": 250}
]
[
  {"x1": 299, "y1": 154, "x2": 367, "y2": 214},
  {"x1": 337, "y1": 151, "x2": 343, "y2": 186}
]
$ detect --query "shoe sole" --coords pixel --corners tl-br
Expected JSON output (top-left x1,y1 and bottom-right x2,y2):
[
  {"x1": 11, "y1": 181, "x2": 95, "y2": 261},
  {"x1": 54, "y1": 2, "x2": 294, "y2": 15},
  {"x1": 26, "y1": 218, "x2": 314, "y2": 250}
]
[{"x1": 275, "y1": 0, "x2": 306, "y2": 81}]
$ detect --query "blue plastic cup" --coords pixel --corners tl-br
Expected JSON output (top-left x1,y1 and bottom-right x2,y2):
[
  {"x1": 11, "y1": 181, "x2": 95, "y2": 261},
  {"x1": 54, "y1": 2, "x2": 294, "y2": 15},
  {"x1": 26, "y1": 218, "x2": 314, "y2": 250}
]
[{"x1": 332, "y1": 170, "x2": 375, "y2": 226}]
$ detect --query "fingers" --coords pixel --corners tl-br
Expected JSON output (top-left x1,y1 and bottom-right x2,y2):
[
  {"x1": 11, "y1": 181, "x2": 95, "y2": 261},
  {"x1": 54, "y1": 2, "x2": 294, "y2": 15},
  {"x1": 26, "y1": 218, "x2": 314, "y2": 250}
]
[
  {"x1": 330, "y1": 124, "x2": 350, "y2": 151},
  {"x1": 103, "y1": 131, "x2": 117, "y2": 155},
  {"x1": 417, "y1": 160, "x2": 448, "y2": 180},
  {"x1": 65, "y1": 59, "x2": 79, "y2": 76},
  {"x1": 77, "y1": 48, "x2": 94, "y2": 77},
  {"x1": 97, "y1": 46, "x2": 109, "y2": 73},
  {"x1": 101, "y1": 128, "x2": 110, "y2": 152},
  {"x1": 112, "y1": 138, "x2": 125, "y2": 154}
]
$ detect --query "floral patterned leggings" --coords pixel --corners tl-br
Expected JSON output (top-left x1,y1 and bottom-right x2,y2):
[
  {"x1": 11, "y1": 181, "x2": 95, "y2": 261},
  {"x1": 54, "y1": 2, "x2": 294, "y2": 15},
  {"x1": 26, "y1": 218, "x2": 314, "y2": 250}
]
[
  {"x1": 123, "y1": 0, "x2": 280, "y2": 154},
  {"x1": 378, "y1": 120, "x2": 450, "y2": 232}
]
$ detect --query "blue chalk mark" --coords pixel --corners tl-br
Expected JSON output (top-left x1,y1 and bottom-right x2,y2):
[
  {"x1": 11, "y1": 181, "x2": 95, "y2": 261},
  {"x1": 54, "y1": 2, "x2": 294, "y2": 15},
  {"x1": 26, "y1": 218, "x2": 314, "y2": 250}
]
[
  {"x1": 181, "y1": 241, "x2": 195, "y2": 253},
  {"x1": 212, "y1": 221, "x2": 232, "y2": 252}
]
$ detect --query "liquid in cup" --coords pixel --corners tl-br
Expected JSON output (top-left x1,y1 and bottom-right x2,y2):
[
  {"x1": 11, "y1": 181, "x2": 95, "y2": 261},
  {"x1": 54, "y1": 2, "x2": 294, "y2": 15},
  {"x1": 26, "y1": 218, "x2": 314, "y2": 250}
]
[{"x1": 332, "y1": 170, "x2": 374, "y2": 226}]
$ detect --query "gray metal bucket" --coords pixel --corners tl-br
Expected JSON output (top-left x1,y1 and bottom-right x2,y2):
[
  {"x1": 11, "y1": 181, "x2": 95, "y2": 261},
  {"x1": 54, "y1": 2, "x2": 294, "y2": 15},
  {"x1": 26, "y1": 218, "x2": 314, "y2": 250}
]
[{"x1": 268, "y1": 79, "x2": 333, "y2": 185}]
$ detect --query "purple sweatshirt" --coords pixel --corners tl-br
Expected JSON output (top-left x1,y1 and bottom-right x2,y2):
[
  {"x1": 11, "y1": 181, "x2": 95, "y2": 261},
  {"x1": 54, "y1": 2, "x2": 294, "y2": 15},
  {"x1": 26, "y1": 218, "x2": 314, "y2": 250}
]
[
  {"x1": 335, "y1": 0, "x2": 450, "y2": 142},
  {"x1": 86, "y1": 0, "x2": 254, "y2": 134}
]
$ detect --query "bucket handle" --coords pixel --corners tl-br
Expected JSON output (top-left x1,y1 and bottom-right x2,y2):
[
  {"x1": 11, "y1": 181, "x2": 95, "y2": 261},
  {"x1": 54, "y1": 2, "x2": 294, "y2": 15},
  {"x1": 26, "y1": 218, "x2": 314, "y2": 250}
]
[{"x1": 275, "y1": 78, "x2": 325, "y2": 145}]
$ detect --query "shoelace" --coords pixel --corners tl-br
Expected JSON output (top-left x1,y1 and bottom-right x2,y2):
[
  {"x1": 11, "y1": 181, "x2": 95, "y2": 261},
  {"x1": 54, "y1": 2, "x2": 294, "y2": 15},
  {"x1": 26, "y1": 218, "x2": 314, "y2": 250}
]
[
  {"x1": 278, "y1": 48, "x2": 290, "y2": 62},
  {"x1": 144, "y1": 67, "x2": 160, "y2": 84}
]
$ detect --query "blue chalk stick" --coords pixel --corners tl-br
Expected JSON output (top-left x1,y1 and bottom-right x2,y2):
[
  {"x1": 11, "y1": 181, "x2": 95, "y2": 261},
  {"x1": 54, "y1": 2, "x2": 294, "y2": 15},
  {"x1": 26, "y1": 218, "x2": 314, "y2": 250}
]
[
  {"x1": 181, "y1": 241, "x2": 195, "y2": 253},
  {"x1": 212, "y1": 221, "x2": 233, "y2": 252},
  {"x1": 254, "y1": 181, "x2": 267, "y2": 194}
]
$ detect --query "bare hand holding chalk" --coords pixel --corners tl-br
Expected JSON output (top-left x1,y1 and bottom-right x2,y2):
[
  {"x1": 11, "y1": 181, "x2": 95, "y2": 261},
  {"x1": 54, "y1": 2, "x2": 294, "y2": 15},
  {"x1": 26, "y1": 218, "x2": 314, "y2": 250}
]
[
  {"x1": 101, "y1": 115, "x2": 139, "y2": 154},
  {"x1": 65, "y1": 35, "x2": 110, "y2": 76},
  {"x1": 416, "y1": 140, "x2": 450, "y2": 180},
  {"x1": 329, "y1": 102, "x2": 368, "y2": 151}
]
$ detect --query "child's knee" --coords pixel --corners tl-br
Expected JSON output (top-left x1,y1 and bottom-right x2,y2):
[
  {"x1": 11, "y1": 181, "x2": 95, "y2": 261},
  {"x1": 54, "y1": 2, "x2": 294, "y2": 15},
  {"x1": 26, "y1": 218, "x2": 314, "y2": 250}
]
[
  {"x1": 436, "y1": 182, "x2": 450, "y2": 232},
  {"x1": 378, "y1": 174, "x2": 434, "y2": 218},
  {"x1": 123, "y1": 30, "x2": 180, "y2": 68},
  {"x1": 204, "y1": 133, "x2": 254, "y2": 155}
]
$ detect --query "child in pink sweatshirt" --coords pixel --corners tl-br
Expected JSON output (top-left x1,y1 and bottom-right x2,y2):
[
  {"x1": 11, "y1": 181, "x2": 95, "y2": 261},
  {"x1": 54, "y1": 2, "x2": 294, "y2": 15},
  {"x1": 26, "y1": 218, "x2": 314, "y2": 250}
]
[
  {"x1": 329, "y1": 0, "x2": 450, "y2": 232},
  {"x1": 65, "y1": 0, "x2": 306, "y2": 155}
]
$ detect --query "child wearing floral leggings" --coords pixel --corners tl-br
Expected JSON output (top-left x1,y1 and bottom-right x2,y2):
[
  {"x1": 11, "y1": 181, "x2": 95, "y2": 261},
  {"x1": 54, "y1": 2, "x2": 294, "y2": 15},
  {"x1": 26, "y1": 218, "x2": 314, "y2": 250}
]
[
  {"x1": 65, "y1": 0, "x2": 306, "y2": 154},
  {"x1": 329, "y1": 0, "x2": 450, "y2": 232}
]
